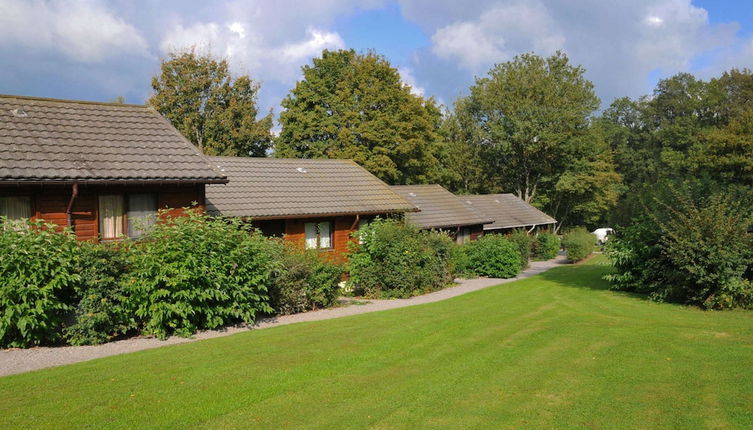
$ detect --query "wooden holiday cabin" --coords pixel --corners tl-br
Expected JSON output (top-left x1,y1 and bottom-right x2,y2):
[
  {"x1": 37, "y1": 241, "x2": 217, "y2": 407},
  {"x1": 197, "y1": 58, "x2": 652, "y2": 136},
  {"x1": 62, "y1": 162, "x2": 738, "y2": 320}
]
[
  {"x1": 461, "y1": 194, "x2": 556, "y2": 234},
  {"x1": 205, "y1": 157, "x2": 417, "y2": 263},
  {"x1": 0, "y1": 95, "x2": 227, "y2": 241},
  {"x1": 390, "y1": 184, "x2": 492, "y2": 243}
]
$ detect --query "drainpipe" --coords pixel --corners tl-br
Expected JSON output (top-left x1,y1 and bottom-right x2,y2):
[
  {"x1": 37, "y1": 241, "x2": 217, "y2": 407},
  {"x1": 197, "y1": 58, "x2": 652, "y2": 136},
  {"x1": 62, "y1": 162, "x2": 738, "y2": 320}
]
[
  {"x1": 350, "y1": 213, "x2": 360, "y2": 230},
  {"x1": 65, "y1": 182, "x2": 79, "y2": 231}
]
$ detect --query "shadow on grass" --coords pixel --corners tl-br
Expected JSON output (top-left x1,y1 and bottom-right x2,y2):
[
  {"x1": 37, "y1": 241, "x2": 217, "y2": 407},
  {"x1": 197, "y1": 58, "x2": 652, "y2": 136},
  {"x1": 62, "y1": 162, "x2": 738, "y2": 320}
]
[{"x1": 535, "y1": 259, "x2": 656, "y2": 303}]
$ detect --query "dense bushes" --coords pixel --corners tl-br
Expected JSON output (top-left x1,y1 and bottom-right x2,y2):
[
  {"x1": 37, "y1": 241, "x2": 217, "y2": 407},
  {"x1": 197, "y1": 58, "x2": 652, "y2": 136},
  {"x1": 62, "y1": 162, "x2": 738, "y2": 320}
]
[
  {"x1": 125, "y1": 210, "x2": 280, "y2": 339},
  {"x1": 562, "y1": 228, "x2": 596, "y2": 262},
  {"x1": 0, "y1": 219, "x2": 80, "y2": 348},
  {"x1": 0, "y1": 211, "x2": 344, "y2": 348},
  {"x1": 463, "y1": 234, "x2": 521, "y2": 278},
  {"x1": 606, "y1": 184, "x2": 753, "y2": 309},
  {"x1": 347, "y1": 219, "x2": 455, "y2": 298},
  {"x1": 506, "y1": 230, "x2": 534, "y2": 269},
  {"x1": 270, "y1": 247, "x2": 343, "y2": 315},
  {"x1": 534, "y1": 232, "x2": 560, "y2": 260},
  {"x1": 64, "y1": 242, "x2": 134, "y2": 345}
]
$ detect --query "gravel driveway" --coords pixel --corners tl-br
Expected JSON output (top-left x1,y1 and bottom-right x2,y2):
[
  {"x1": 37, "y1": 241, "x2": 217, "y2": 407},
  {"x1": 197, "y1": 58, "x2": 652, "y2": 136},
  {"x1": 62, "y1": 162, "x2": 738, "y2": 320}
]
[{"x1": 0, "y1": 255, "x2": 567, "y2": 377}]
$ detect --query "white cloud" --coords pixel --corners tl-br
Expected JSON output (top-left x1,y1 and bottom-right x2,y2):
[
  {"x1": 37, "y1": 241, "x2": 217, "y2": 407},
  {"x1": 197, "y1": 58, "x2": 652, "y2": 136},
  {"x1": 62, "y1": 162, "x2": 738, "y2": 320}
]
[
  {"x1": 159, "y1": 22, "x2": 344, "y2": 84},
  {"x1": 430, "y1": 1, "x2": 564, "y2": 73},
  {"x1": 0, "y1": 0, "x2": 148, "y2": 62},
  {"x1": 410, "y1": 0, "x2": 740, "y2": 104},
  {"x1": 279, "y1": 29, "x2": 345, "y2": 63},
  {"x1": 398, "y1": 66, "x2": 425, "y2": 96}
]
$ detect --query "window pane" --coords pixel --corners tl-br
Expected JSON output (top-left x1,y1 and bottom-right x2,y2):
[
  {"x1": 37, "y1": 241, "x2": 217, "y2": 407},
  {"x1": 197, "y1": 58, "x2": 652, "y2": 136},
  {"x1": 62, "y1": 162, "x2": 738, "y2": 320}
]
[
  {"x1": 318, "y1": 221, "x2": 331, "y2": 248},
  {"x1": 0, "y1": 196, "x2": 31, "y2": 220},
  {"x1": 99, "y1": 195, "x2": 124, "y2": 239},
  {"x1": 304, "y1": 222, "x2": 318, "y2": 249},
  {"x1": 127, "y1": 194, "x2": 157, "y2": 238}
]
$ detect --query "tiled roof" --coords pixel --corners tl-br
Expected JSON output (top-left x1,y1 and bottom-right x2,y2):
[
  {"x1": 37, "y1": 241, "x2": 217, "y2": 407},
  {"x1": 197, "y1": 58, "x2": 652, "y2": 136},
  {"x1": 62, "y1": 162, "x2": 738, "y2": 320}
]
[
  {"x1": 391, "y1": 184, "x2": 492, "y2": 229},
  {"x1": 0, "y1": 95, "x2": 226, "y2": 183},
  {"x1": 205, "y1": 157, "x2": 417, "y2": 218},
  {"x1": 462, "y1": 194, "x2": 556, "y2": 230}
]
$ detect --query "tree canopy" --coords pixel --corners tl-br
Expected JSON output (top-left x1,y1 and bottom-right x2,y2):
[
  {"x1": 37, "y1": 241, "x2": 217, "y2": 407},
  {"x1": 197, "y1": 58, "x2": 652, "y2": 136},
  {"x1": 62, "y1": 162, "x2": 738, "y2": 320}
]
[
  {"x1": 442, "y1": 52, "x2": 621, "y2": 228},
  {"x1": 149, "y1": 50, "x2": 273, "y2": 157},
  {"x1": 276, "y1": 49, "x2": 445, "y2": 185}
]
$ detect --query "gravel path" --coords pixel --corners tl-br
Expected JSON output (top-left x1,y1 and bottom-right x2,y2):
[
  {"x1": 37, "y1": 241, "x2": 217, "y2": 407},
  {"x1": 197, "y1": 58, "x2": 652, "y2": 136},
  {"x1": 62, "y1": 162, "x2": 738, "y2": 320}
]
[{"x1": 0, "y1": 255, "x2": 567, "y2": 377}]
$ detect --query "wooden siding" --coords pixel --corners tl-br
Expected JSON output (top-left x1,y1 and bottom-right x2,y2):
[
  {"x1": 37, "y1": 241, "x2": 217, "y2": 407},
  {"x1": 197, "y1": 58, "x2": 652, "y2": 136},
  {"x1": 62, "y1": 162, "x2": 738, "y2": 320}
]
[
  {"x1": 254, "y1": 215, "x2": 377, "y2": 264},
  {"x1": 0, "y1": 183, "x2": 205, "y2": 241}
]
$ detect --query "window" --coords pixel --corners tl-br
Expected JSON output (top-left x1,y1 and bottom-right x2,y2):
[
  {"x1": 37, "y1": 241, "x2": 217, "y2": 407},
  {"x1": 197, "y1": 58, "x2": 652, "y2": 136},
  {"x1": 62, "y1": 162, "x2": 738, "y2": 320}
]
[
  {"x1": 127, "y1": 194, "x2": 157, "y2": 238},
  {"x1": 0, "y1": 196, "x2": 31, "y2": 220},
  {"x1": 304, "y1": 221, "x2": 333, "y2": 249},
  {"x1": 99, "y1": 195, "x2": 124, "y2": 239},
  {"x1": 99, "y1": 193, "x2": 157, "y2": 240}
]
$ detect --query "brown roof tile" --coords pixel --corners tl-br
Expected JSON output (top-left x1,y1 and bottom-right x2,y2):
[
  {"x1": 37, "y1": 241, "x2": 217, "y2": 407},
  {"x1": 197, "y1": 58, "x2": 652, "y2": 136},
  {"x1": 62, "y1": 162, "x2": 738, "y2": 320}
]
[
  {"x1": 391, "y1": 184, "x2": 492, "y2": 229},
  {"x1": 0, "y1": 95, "x2": 226, "y2": 183},
  {"x1": 206, "y1": 157, "x2": 417, "y2": 218},
  {"x1": 462, "y1": 194, "x2": 556, "y2": 230}
]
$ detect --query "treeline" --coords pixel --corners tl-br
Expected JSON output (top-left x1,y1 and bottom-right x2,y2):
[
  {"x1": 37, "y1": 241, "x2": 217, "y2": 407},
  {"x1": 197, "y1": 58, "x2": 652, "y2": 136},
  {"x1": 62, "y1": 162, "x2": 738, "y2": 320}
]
[{"x1": 148, "y1": 48, "x2": 753, "y2": 232}]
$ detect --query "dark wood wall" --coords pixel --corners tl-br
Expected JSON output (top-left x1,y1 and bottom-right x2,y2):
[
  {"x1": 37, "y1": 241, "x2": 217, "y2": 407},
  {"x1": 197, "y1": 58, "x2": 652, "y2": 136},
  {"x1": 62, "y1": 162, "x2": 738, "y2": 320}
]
[
  {"x1": 253, "y1": 215, "x2": 371, "y2": 264},
  {"x1": 0, "y1": 183, "x2": 205, "y2": 241}
]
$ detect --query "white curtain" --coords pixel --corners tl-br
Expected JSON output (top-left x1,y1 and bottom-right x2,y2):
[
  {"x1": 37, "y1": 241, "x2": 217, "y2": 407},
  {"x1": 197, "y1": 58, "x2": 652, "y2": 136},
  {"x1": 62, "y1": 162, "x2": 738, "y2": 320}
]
[
  {"x1": 127, "y1": 194, "x2": 157, "y2": 238},
  {"x1": 0, "y1": 196, "x2": 31, "y2": 220},
  {"x1": 318, "y1": 221, "x2": 331, "y2": 248},
  {"x1": 304, "y1": 222, "x2": 318, "y2": 249},
  {"x1": 99, "y1": 195, "x2": 124, "y2": 239}
]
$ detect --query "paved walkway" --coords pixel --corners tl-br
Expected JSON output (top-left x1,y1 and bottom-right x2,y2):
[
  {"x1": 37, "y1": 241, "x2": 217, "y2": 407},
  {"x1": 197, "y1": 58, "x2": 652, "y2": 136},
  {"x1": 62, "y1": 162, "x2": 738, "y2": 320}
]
[{"x1": 0, "y1": 256, "x2": 567, "y2": 377}]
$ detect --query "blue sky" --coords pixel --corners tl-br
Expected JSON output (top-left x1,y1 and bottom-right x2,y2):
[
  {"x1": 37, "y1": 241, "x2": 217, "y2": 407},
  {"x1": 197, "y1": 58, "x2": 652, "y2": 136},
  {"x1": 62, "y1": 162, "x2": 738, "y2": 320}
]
[{"x1": 1, "y1": 0, "x2": 752, "y2": 120}]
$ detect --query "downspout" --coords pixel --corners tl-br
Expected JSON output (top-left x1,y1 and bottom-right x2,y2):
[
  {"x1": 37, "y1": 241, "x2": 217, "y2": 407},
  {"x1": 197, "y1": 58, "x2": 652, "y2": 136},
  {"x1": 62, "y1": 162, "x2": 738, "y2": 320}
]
[
  {"x1": 350, "y1": 213, "x2": 361, "y2": 230},
  {"x1": 66, "y1": 182, "x2": 79, "y2": 231},
  {"x1": 528, "y1": 224, "x2": 536, "y2": 234}
]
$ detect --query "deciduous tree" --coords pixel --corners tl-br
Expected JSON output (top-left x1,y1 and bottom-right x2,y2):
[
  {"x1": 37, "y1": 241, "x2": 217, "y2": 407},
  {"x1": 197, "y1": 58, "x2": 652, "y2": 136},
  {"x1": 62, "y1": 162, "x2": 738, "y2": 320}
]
[
  {"x1": 149, "y1": 50, "x2": 273, "y2": 157},
  {"x1": 276, "y1": 49, "x2": 443, "y2": 184}
]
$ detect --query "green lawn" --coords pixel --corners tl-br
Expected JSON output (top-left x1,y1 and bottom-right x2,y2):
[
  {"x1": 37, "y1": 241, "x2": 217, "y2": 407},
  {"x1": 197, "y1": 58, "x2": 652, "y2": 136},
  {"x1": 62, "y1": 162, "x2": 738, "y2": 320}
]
[{"x1": 2, "y1": 258, "x2": 753, "y2": 429}]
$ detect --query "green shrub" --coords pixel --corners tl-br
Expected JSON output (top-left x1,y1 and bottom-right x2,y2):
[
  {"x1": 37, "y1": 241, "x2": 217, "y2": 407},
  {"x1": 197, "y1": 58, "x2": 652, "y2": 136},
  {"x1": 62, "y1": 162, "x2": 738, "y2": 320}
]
[
  {"x1": 562, "y1": 227, "x2": 596, "y2": 262},
  {"x1": 0, "y1": 219, "x2": 80, "y2": 348},
  {"x1": 64, "y1": 242, "x2": 135, "y2": 346},
  {"x1": 506, "y1": 230, "x2": 534, "y2": 269},
  {"x1": 450, "y1": 244, "x2": 475, "y2": 278},
  {"x1": 464, "y1": 234, "x2": 521, "y2": 278},
  {"x1": 125, "y1": 209, "x2": 279, "y2": 339},
  {"x1": 534, "y1": 232, "x2": 560, "y2": 260},
  {"x1": 606, "y1": 184, "x2": 753, "y2": 309},
  {"x1": 270, "y1": 247, "x2": 343, "y2": 315},
  {"x1": 347, "y1": 219, "x2": 455, "y2": 298}
]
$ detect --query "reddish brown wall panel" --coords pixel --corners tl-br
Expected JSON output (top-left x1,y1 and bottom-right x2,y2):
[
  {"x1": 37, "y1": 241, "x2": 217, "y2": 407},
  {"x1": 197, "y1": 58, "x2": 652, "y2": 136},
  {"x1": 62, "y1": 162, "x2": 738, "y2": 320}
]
[{"x1": 0, "y1": 183, "x2": 205, "y2": 242}]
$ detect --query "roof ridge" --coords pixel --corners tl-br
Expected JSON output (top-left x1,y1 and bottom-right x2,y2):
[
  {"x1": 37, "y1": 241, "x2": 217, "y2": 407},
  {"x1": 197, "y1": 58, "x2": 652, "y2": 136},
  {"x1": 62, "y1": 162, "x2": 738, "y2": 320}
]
[{"x1": 0, "y1": 94, "x2": 147, "y2": 108}]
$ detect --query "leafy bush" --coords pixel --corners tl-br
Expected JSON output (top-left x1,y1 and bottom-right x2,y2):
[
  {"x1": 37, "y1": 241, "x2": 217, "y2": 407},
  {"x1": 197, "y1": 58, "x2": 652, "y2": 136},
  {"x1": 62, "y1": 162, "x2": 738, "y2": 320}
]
[
  {"x1": 606, "y1": 184, "x2": 753, "y2": 309},
  {"x1": 507, "y1": 230, "x2": 534, "y2": 269},
  {"x1": 450, "y1": 244, "x2": 475, "y2": 278},
  {"x1": 125, "y1": 209, "x2": 279, "y2": 339},
  {"x1": 270, "y1": 247, "x2": 343, "y2": 315},
  {"x1": 534, "y1": 232, "x2": 560, "y2": 260},
  {"x1": 562, "y1": 227, "x2": 596, "y2": 262},
  {"x1": 64, "y1": 242, "x2": 135, "y2": 346},
  {"x1": 347, "y1": 219, "x2": 455, "y2": 298},
  {"x1": 0, "y1": 219, "x2": 79, "y2": 348},
  {"x1": 464, "y1": 234, "x2": 521, "y2": 278}
]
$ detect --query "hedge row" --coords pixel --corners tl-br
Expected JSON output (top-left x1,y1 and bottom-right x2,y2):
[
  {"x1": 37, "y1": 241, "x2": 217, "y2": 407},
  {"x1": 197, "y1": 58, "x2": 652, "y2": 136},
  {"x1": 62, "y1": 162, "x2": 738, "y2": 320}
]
[{"x1": 0, "y1": 210, "x2": 342, "y2": 348}]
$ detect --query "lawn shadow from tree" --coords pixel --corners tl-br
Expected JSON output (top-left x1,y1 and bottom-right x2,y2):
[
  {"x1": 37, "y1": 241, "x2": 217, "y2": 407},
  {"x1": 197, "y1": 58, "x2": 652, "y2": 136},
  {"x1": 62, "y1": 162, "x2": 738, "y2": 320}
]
[{"x1": 535, "y1": 260, "x2": 656, "y2": 303}]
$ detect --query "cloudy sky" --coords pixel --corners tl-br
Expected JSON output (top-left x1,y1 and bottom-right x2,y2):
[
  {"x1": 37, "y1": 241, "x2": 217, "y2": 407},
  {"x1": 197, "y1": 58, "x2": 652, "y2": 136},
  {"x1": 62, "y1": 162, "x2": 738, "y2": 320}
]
[{"x1": 1, "y1": 0, "x2": 752, "y2": 120}]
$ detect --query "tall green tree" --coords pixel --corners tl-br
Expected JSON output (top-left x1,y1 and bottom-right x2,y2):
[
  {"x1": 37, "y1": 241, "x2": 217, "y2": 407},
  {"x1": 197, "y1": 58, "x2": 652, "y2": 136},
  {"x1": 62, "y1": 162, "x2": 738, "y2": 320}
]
[
  {"x1": 439, "y1": 99, "x2": 485, "y2": 194},
  {"x1": 276, "y1": 49, "x2": 444, "y2": 184},
  {"x1": 449, "y1": 51, "x2": 620, "y2": 228},
  {"x1": 149, "y1": 50, "x2": 273, "y2": 156}
]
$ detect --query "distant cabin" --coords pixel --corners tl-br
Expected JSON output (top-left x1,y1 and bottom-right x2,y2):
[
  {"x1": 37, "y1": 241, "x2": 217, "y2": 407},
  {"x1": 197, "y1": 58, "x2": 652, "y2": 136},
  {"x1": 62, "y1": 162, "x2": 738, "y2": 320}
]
[
  {"x1": 390, "y1": 184, "x2": 492, "y2": 244},
  {"x1": 0, "y1": 95, "x2": 227, "y2": 241},
  {"x1": 462, "y1": 194, "x2": 556, "y2": 234},
  {"x1": 205, "y1": 157, "x2": 417, "y2": 263}
]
